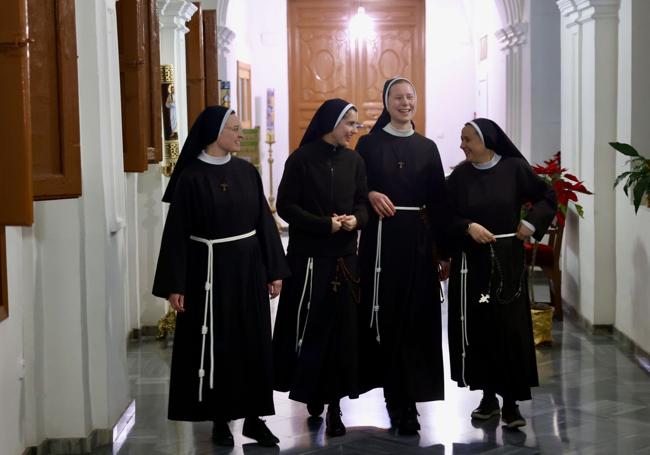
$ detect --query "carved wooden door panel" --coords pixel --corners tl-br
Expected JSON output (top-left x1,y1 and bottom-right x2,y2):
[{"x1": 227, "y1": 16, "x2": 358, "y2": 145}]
[{"x1": 288, "y1": 0, "x2": 425, "y2": 152}]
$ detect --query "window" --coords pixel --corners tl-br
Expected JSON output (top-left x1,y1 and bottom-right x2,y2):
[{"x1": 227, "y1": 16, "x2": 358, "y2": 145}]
[
  {"x1": 29, "y1": 0, "x2": 82, "y2": 199},
  {"x1": 117, "y1": 0, "x2": 163, "y2": 171},
  {"x1": 237, "y1": 61, "x2": 252, "y2": 128}
]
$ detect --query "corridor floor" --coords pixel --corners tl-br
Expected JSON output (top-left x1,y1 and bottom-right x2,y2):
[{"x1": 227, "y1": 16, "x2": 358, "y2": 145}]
[{"x1": 99, "y1": 301, "x2": 650, "y2": 455}]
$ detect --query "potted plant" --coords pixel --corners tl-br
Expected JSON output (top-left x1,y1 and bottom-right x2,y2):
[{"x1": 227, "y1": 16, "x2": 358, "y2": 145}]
[
  {"x1": 526, "y1": 152, "x2": 593, "y2": 343},
  {"x1": 610, "y1": 142, "x2": 650, "y2": 213}
]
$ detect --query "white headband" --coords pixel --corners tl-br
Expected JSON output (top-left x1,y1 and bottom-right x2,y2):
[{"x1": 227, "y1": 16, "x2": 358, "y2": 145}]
[
  {"x1": 218, "y1": 108, "x2": 235, "y2": 136},
  {"x1": 467, "y1": 120, "x2": 485, "y2": 145},
  {"x1": 333, "y1": 104, "x2": 355, "y2": 130},
  {"x1": 385, "y1": 77, "x2": 417, "y2": 107}
]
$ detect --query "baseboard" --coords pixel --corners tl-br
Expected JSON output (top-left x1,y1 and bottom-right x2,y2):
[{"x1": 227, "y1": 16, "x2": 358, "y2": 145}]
[
  {"x1": 563, "y1": 304, "x2": 614, "y2": 335},
  {"x1": 613, "y1": 327, "x2": 650, "y2": 376},
  {"x1": 129, "y1": 324, "x2": 159, "y2": 340},
  {"x1": 21, "y1": 400, "x2": 136, "y2": 455},
  {"x1": 564, "y1": 303, "x2": 650, "y2": 376}
]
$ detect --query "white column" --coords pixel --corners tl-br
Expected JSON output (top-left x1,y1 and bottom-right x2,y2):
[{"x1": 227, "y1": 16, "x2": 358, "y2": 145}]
[
  {"x1": 495, "y1": 21, "x2": 528, "y2": 151},
  {"x1": 158, "y1": 0, "x2": 197, "y2": 146},
  {"x1": 614, "y1": 0, "x2": 650, "y2": 351},
  {"x1": 557, "y1": 0, "x2": 619, "y2": 325},
  {"x1": 217, "y1": 24, "x2": 236, "y2": 81}
]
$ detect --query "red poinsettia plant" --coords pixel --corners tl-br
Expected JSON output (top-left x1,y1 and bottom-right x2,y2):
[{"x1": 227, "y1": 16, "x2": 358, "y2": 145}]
[{"x1": 531, "y1": 151, "x2": 593, "y2": 226}]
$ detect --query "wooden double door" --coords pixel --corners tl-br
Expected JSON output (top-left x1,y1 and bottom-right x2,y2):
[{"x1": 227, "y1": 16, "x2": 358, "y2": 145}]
[{"x1": 288, "y1": 0, "x2": 425, "y2": 151}]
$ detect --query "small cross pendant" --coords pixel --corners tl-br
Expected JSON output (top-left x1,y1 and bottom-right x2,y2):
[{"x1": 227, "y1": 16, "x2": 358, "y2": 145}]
[
  {"x1": 331, "y1": 279, "x2": 341, "y2": 292},
  {"x1": 397, "y1": 161, "x2": 406, "y2": 169},
  {"x1": 219, "y1": 182, "x2": 229, "y2": 192}
]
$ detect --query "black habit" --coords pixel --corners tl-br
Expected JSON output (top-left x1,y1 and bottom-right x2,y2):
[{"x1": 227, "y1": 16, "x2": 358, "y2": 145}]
[
  {"x1": 356, "y1": 129, "x2": 447, "y2": 404},
  {"x1": 273, "y1": 136, "x2": 369, "y2": 404},
  {"x1": 153, "y1": 155, "x2": 289, "y2": 421},
  {"x1": 445, "y1": 121, "x2": 556, "y2": 401}
]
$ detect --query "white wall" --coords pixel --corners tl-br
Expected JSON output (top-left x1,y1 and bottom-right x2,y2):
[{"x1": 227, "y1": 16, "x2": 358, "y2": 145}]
[
  {"x1": 469, "y1": 0, "x2": 507, "y2": 141},
  {"x1": 529, "y1": 0, "x2": 561, "y2": 164},
  {"x1": 615, "y1": 0, "x2": 650, "y2": 353},
  {"x1": 0, "y1": 227, "x2": 29, "y2": 454},
  {"x1": 0, "y1": 2, "x2": 133, "y2": 453},
  {"x1": 425, "y1": 0, "x2": 476, "y2": 172}
]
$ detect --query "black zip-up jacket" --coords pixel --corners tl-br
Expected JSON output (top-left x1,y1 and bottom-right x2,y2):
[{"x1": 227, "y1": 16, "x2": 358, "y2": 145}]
[{"x1": 277, "y1": 138, "x2": 369, "y2": 257}]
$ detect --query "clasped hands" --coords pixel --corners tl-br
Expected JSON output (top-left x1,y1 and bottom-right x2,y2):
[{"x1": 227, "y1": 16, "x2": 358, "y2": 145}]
[{"x1": 331, "y1": 214, "x2": 358, "y2": 233}]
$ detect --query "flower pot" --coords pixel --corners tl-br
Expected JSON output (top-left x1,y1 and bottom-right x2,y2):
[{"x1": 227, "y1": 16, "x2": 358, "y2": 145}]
[{"x1": 531, "y1": 303, "x2": 554, "y2": 346}]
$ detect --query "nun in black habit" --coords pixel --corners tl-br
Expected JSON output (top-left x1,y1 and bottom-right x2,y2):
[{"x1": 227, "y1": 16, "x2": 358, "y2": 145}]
[
  {"x1": 153, "y1": 106, "x2": 290, "y2": 447},
  {"x1": 445, "y1": 118, "x2": 556, "y2": 428},
  {"x1": 356, "y1": 77, "x2": 448, "y2": 435},
  {"x1": 273, "y1": 98, "x2": 369, "y2": 437}
]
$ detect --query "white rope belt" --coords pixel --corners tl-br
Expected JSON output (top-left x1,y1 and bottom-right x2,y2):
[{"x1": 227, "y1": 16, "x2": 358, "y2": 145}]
[
  {"x1": 295, "y1": 257, "x2": 314, "y2": 354},
  {"x1": 371, "y1": 205, "x2": 424, "y2": 343},
  {"x1": 189, "y1": 229, "x2": 256, "y2": 402},
  {"x1": 459, "y1": 231, "x2": 515, "y2": 386}
]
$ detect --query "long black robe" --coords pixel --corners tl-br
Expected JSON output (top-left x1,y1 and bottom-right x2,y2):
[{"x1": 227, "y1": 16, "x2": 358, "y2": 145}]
[
  {"x1": 445, "y1": 157, "x2": 556, "y2": 401},
  {"x1": 153, "y1": 156, "x2": 289, "y2": 421},
  {"x1": 273, "y1": 139, "x2": 369, "y2": 404},
  {"x1": 356, "y1": 129, "x2": 446, "y2": 403}
]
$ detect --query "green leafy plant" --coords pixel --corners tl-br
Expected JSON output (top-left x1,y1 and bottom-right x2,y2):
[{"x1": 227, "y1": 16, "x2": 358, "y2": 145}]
[{"x1": 610, "y1": 142, "x2": 650, "y2": 213}]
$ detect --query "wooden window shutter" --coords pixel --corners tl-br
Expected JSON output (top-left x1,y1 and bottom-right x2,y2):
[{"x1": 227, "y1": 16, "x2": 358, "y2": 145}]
[
  {"x1": 203, "y1": 10, "x2": 219, "y2": 106},
  {"x1": 186, "y1": 3, "x2": 205, "y2": 126},
  {"x1": 117, "y1": 0, "x2": 150, "y2": 172},
  {"x1": 29, "y1": 0, "x2": 82, "y2": 200},
  {"x1": 0, "y1": 0, "x2": 33, "y2": 225},
  {"x1": 147, "y1": 0, "x2": 163, "y2": 163}
]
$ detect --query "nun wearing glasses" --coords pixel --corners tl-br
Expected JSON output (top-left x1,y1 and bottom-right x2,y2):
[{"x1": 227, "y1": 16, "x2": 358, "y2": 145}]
[
  {"x1": 273, "y1": 98, "x2": 369, "y2": 437},
  {"x1": 445, "y1": 118, "x2": 556, "y2": 429},
  {"x1": 153, "y1": 106, "x2": 290, "y2": 447},
  {"x1": 356, "y1": 77, "x2": 448, "y2": 435}
]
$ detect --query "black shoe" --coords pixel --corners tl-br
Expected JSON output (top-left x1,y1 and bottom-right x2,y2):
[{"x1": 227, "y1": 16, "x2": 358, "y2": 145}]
[
  {"x1": 501, "y1": 405, "x2": 526, "y2": 428},
  {"x1": 307, "y1": 402, "x2": 324, "y2": 417},
  {"x1": 397, "y1": 403, "x2": 420, "y2": 435},
  {"x1": 386, "y1": 401, "x2": 400, "y2": 427},
  {"x1": 471, "y1": 394, "x2": 501, "y2": 420},
  {"x1": 211, "y1": 420, "x2": 234, "y2": 446},
  {"x1": 325, "y1": 405, "x2": 346, "y2": 437},
  {"x1": 242, "y1": 417, "x2": 280, "y2": 447}
]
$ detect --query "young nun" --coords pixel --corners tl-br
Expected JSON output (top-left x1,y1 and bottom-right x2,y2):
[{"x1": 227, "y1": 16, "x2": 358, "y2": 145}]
[
  {"x1": 445, "y1": 118, "x2": 556, "y2": 428},
  {"x1": 153, "y1": 106, "x2": 290, "y2": 447},
  {"x1": 273, "y1": 98, "x2": 369, "y2": 437},
  {"x1": 356, "y1": 77, "x2": 448, "y2": 435}
]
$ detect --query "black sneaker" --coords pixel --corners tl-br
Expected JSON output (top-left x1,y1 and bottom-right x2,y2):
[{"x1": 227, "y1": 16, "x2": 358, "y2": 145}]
[
  {"x1": 242, "y1": 417, "x2": 280, "y2": 447},
  {"x1": 307, "y1": 402, "x2": 324, "y2": 417},
  {"x1": 397, "y1": 403, "x2": 420, "y2": 435},
  {"x1": 325, "y1": 405, "x2": 346, "y2": 437},
  {"x1": 501, "y1": 405, "x2": 526, "y2": 428},
  {"x1": 471, "y1": 395, "x2": 501, "y2": 420},
  {"x1": 211, "y1": 420, "x2": 234, "y2": 446}
]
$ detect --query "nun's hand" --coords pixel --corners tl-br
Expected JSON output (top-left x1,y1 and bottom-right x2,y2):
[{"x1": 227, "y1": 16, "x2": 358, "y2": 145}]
[
  {"x1": 467, "y1": 222, "x2": 496, "y2": 244},
  {"x1": 516, "y1": 222, "x2": 535, "y2": 241},
  {"x1": 168, "y1": 293, "x2": 185, "y2": 312},
  {"x1": 369, "y1": 191, "x2": 396, "y2": 218},
  {"x1": 331, "y1": 216, "x2": 342, "y2": 233},
  {"x1": 340, "y1": 215, "x2": 358, "y2": 231},
  {"x1": 268, "y1": 280, "x2": 282, "y2": 299}
]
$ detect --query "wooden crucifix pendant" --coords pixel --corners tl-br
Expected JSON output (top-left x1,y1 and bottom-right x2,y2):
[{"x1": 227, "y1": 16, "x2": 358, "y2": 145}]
[
  {"x1": 331, "y1": 279, "x2": 341, "y2": 292},
  {"x1": 396, "y1": 161, "x2": 406, "y2": 169},
  {"x1": 219, "y1": 182, "x2": 229, "y2": 192}
]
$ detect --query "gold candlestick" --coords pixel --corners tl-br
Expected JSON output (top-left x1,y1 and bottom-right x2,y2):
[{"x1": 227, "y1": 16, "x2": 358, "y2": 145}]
[{"x1": 265, "y1": 132, "x2": 282, "y2": 230}]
